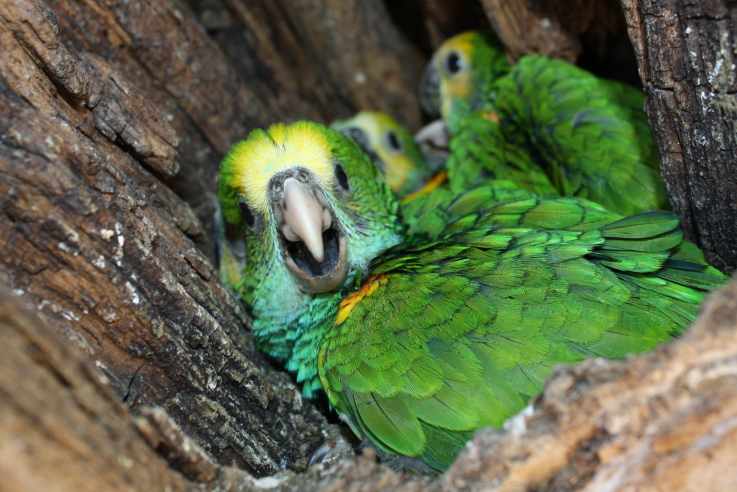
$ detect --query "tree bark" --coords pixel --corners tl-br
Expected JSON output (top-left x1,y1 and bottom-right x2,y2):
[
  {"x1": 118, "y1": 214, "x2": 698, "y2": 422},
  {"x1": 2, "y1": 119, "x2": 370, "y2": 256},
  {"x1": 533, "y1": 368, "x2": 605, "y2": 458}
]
[
  {"x1": 0, "y1": 283, "x2": 192, "y2": 491},
  {"x1": 480, "y1": 0, "x2": 625, "y2": 62},
  {"x1": 274, "y1": 0, "x2": 424, "y2": 129},
  {"x1": 0, "y1": 0, "x2": 344, "y2": 478},
  {"x1": 621, "y1": 0, "x2": 737, "y2": 274}
]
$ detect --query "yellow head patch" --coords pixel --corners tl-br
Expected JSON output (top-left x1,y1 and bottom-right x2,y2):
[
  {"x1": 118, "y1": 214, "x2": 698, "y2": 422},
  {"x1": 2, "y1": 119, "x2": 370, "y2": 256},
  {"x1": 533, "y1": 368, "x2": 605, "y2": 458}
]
[
  {"x1": 435, "y1": 31, "x2": 477, "y2": 117},
  {"x1": 341, "y1": 112, "x2": 415, "y2": 192},
  {"x1": 228, "y1": 122, "x2": 335, "y2": 215}
]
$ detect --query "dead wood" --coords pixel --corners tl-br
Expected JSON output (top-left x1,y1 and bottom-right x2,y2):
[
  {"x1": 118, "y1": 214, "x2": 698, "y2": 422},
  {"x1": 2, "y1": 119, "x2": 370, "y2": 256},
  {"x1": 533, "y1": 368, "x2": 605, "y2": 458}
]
[
  {"x1": 0, "y1": 283, "x2": 192, "y2": 491},
  {"x1": 0, "y1": 0, "x2": 341, "y2": 478},
  {"x1": 621, "y1": 0, "x2": 737, "y2": 274}
]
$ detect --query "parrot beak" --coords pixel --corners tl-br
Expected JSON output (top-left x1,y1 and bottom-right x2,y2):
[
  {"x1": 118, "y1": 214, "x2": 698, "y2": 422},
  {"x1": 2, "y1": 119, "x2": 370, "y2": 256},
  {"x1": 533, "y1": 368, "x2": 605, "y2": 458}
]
[
  {"x1": 419, "y1": 60, "x2": 441, "y2": 118},
  {"x1": 414, "y1": 119, "x2": 449, "y2": 171},
  {"x1": 272, "y1": 171, "x2": 349, "y2": 293}
]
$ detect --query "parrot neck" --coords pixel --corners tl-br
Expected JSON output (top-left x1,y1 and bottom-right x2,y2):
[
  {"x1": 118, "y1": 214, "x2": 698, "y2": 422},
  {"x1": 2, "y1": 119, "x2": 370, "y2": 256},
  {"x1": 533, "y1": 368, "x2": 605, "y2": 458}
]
[
  {"x1": 249, "y1": 247, "x2": 315, "y2": 363},
  {"x1": 248, "y1": 222, "x2": 404, "y2": 398},
  {"x1": 285, "y1": 290, "x2": 343, "y2": 398}
]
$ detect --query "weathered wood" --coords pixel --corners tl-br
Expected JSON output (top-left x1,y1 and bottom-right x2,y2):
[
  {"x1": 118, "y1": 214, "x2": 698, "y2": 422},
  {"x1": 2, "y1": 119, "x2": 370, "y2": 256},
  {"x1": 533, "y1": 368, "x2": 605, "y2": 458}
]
[
  {"x1": 2, "y1": 0, "x2": 737, "y2": 488},
  {"x1": 621, "y1": 0, "x2": 737, "y2": 273},
  {"x1": 275, "y1": 0, "x2": 424, "y2": 129},
  {"x1": 0, "y1": 0, "x2": 339, "y2": 477},
  {"x1": 406, "y1": 0, "x2": 490, "y2": 50},
  {"x1": 187, "y1": 0, "x2": 354, "y2": 122},
  {"x1": 480, "y1": 0, "x2": 625, "y2": 62},
  {"x1": 0, "y1": 283, "x2": 191, "y2": 491}
]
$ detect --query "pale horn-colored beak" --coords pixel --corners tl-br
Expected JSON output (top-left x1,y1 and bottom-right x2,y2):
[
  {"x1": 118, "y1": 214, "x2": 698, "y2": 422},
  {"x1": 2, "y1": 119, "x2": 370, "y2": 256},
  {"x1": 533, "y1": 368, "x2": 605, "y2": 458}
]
[{"x1": 280, "y1": 177, "x2": 332, "y2": 262}]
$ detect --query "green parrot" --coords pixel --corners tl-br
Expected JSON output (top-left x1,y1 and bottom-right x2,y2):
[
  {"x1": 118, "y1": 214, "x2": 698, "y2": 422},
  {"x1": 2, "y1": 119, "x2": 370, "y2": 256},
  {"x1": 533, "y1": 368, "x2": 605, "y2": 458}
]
[
  {"x1": 331, "y1": 111, "x2": 432, "y2": 198},
  {"x1": 419, "y1": 30, "x2": 669, "y2": 216},
  {"x1": 329, "y1": 111, "x2": 624, "y2": 238},
  {"x1": 219, "y1": 121, "x2": 726, "y2": 473}
]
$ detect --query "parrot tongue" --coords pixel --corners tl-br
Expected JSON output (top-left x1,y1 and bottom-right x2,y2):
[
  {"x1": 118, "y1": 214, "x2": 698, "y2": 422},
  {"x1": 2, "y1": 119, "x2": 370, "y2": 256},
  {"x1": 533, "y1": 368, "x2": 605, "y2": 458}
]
[{"x1": 278, "y1": 177, "x2": 348, "y2": 293}]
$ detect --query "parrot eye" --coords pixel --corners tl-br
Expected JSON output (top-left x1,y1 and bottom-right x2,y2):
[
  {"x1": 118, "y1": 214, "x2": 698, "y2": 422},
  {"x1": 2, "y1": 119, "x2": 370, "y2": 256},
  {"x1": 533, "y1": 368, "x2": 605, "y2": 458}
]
[
  {"x1": 334, "y1": 163, "x2": 350, "y2": 191},
  {"x1": 238, "y1": 196, "x2": 258, "y2": 231},
  {"x1": 385, "y1": 131, "x2": 403, "y2": 153},
  {"x1": 444, "y1": 51, "x2": 463, "y2": 76}
]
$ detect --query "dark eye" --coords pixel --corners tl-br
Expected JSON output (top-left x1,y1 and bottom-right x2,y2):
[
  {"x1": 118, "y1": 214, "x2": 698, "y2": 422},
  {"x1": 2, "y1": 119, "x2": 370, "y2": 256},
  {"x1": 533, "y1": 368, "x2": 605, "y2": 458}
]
[
  {"x1": 335, "y1": 163, "x2": 350, "y2": 191},
  {"x1": 385, "y1": 131, "x2": 403, "y2": 152},
  {"x1": 444, "y1": 51, "x2": 463, "y2": 76},
  {"x1": 238, "y1": 196, "x2": 256, "y2": 229}
]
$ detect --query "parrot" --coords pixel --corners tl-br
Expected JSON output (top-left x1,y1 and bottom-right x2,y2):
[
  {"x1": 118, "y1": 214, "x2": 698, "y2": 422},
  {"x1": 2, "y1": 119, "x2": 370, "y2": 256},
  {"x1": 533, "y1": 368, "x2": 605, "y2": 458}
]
[
  {"x1": 328, "y1": 111, "x2": 624, "y2": 237},
  {"x1": 218, "y1": 120, "x2": 726, "y2": 473},
  {"x1": 331, "y1": 111, "x2": 432, "y2": 198},
  {"x1": 419, "y1": 30, "x2": 670, "y2": 216}
]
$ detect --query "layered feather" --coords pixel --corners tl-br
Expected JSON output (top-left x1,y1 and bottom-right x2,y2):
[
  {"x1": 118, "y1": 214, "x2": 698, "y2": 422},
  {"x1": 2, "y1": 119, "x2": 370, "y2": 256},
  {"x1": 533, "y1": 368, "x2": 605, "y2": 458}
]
[
  {"x1": 427, "y1": 31, "x2": 669, "y2": 216},
  {"x1": 319, "y1": 212, "x2": 725, "y2": 471}
]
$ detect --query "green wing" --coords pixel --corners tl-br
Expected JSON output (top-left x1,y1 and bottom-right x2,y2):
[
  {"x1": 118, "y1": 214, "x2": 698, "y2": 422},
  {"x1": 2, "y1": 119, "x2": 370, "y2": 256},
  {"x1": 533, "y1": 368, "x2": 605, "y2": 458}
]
[
  {"x1": 401, "y1": 182, "x2": 623, "y2": 242},
  {"x1": 319, "y1": 212, "x2": 726, "y2": 472},
  {"x1": 444, "y1": 111, "x2": 560, "y2": 196},
  {"x1": 493, "y1": 56, "x2": 668, "y2": 215}
]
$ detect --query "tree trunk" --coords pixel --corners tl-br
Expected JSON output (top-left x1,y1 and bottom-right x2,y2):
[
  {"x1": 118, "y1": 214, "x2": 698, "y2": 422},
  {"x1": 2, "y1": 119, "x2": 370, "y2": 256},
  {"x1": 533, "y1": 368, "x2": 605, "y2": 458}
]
[
  {"x1": 480, "y1": 0, "x2": 626, "y2": 62},
  {"x1": 0, "y1": 0, "x2": 347, "y2": 478},
  {"x1": 0, "y1": 283, "x2": 191, "y2": 491},
  {"x1": 620, "y1": 0, "x2": 737, "y2": 274}
]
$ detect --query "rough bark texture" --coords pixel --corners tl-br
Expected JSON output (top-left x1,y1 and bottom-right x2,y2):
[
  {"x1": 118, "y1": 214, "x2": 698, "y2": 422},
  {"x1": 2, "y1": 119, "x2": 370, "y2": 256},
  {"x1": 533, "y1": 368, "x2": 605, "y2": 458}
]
[
  {"x1": 621, "y1": 0, "x2": 737, "y2": 274},
  {"x1": 397, "y1": 0, "x2": 490, "y2": 51},
  {"x1": 276, "y1": 0, "x2": 423, "y2": 129},
  {"x1": 0, "y1": 0, "x2": 346, "y2": 478},
  {"x1": 480, "y1": 0, "x2": 625, "y2": 62},
  {"x1": 2, "y1": 0, "x2": 737, "y2": 490},
  {"x1": 0, "y1": 283, "x2": 191, "y2": 491}
]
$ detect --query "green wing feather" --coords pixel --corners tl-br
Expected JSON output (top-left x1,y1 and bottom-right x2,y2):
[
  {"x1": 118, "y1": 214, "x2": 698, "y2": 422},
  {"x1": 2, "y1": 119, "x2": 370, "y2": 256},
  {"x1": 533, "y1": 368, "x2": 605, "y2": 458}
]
[
  {"x1": 444, "y1": 112, "x2": 560, "y2": 196},
  {"x1": 492, "y1": 56, "x2": 668, "y2": 215},
  {"x1": 430, "y1": 31, "x2": 669, "y2": 216},
  {"x1": 319, "y1": 212, "x2": 726, "y2": 472},
  {"x1": 401, "y1": 181, "x2": 623, "y2": 242}
]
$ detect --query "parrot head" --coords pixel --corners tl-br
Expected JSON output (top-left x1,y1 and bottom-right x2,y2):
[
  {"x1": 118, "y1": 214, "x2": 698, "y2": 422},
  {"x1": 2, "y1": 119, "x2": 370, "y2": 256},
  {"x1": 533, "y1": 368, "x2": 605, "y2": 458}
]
[
  {"x1": 218, "y1": 121, "x2": 402, "y2": 294},
  {"x1": 420, "y1": 30, "x2": 510, "y2": 132},
  {"x1": 331, "y1": 111, "x2": 431, "y2": 197}
]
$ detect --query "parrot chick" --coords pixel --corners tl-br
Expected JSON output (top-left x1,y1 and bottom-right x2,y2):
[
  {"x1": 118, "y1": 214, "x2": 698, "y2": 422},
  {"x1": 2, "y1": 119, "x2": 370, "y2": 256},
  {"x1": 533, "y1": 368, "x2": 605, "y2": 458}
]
[
  {"x1": 420, "y1": 30, "x2": 669, "y2": 216},
  {"x1": 332, "y1": 111, "x2": 432, "y2": 197}
]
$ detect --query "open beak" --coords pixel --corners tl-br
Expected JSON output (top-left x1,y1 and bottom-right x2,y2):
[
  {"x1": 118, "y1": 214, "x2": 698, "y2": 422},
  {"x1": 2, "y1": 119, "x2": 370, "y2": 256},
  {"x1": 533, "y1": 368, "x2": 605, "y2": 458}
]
[{"x1": 273, "y1": 173, "x2": 349, "y2": 293}]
